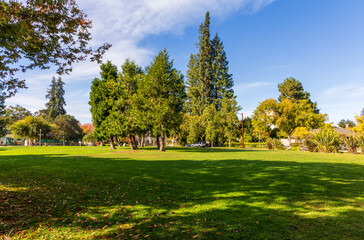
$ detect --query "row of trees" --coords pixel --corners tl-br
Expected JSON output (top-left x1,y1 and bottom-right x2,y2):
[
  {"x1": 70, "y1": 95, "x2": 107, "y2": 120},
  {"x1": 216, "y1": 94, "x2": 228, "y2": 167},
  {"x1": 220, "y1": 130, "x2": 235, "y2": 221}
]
[
  {"x1": 4, "y1": 77, "x2": 84, "y2": 145},
  {"x1": 90, "y1": 12, "x2": 241, "y2": 151}
]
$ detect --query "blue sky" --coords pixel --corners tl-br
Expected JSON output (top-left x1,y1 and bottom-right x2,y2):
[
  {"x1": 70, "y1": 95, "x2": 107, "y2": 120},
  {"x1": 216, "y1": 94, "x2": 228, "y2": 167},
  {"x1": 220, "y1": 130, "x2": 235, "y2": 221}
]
[{"x1": 7, "y1": 0, "x2": 364, "y2": 124}]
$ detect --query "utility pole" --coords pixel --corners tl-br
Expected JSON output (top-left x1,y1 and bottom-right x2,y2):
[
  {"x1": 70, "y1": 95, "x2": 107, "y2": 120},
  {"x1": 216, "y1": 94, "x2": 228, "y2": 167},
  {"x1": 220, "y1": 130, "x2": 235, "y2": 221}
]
[
  {"x1": 39, "y1": 129, "x2": 42, "y2": 147},
  {"x1": 241, "y1": 112, "x2": 244, "y2": 148}
]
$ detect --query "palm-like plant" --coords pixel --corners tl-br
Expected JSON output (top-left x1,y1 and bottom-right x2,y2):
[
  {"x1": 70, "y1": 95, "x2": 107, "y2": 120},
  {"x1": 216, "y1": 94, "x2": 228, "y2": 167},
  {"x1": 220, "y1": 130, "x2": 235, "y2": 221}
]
[
  {"x1": 342, "y1": 135, "x2": 358, "y2": 154},
  {"x1": 311, "y1": 128, "x2": 341, "y2": 153}
]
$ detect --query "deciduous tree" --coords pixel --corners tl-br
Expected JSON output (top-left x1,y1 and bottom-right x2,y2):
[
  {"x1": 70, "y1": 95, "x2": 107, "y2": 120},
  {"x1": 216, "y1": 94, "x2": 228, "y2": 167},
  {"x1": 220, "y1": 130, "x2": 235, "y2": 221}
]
[{"x1": 0, "y1": 0, "x2": 110, "y2": 96}]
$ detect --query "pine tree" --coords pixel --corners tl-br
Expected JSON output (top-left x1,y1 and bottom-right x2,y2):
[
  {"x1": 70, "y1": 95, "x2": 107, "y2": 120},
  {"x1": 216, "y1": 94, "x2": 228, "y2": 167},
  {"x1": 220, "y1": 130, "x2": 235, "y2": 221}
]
[
  {"x1": 211, "y1": 34, "x2": 234, "y2": 110},
  {"x1": 186, "y1": 12, "x2": 213, "y2": 116},
  {"x1": 45, "y1": 76, "x2": 66, "y2": 121}
]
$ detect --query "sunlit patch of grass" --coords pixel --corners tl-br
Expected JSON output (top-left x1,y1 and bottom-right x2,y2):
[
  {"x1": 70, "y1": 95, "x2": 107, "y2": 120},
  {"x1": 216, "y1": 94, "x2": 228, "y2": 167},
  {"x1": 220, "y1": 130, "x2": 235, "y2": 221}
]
[{"x1": 0, "y1": 146, "x2": 363, "y2": 239}]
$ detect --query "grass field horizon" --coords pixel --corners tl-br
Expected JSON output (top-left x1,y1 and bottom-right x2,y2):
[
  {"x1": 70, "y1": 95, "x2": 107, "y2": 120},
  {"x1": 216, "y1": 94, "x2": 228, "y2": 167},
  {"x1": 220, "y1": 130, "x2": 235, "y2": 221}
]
[{"x1": 1, "y1": 146, "x2": 363, "y2": 239}]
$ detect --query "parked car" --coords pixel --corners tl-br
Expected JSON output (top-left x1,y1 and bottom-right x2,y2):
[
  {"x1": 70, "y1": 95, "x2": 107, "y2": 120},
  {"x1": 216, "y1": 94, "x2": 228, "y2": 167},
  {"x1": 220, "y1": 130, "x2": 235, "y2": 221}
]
[{"x1": 191, "y1": 141, "x2": 206, "y2": 147}]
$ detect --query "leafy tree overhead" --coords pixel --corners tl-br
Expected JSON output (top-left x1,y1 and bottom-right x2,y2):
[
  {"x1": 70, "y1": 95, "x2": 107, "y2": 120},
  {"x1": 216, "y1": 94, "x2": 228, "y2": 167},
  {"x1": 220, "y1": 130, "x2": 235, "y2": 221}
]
[
  {"x1": 10, "y1": 116, "x2": 50, "y2": 144},
  {"x1": 51, "y1": 114, "x2": 83, "y2": 143},
  {"x1": 0, "y1": 0, "x2": 111, "y2": 96},
  {"x1": 337, "y1": 119, "x2": 356, "y2": 128},
  {"x1": 44, "y1": 76, "x2": 66, "y2": 121}
]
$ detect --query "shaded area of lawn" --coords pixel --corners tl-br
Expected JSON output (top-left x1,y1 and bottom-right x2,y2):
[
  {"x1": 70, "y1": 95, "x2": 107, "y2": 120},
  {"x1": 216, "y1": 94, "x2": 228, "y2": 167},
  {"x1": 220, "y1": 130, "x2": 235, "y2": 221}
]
[{"x1": 0, "y1": 148, "x2": 363, "y2": 239}]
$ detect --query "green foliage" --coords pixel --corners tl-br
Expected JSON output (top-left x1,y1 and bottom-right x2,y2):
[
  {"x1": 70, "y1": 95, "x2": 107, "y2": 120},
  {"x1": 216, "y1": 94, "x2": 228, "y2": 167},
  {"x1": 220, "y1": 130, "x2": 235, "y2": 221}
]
[
  {"x1": 252, "y1": 79, "x2": 327, "y2": 144},
  {"x1": 133, "y1": 50, "x2": 186, "y2": 151},
  {"x1": 10, "y1": 115, "x2": 50, "y2": 141},
  {"x1": 82, "y1": 132, "x2": 95, "y2": 144},
  {"x1": 278, "y1": 77, "x2": 318, "y2": 113},
  {"x1": 0, "y1": 0, "x2": 110, "y2": 96},
  {"x1": 303, "y1": 137, "x2": 318, "y2": 152},
  {"x1": 219, "y1": 98, "x2": 241, "y2": 146},
  {"x1": 265, "y1": 138, "x2": 274, "y2": 150},
  {"x1": 45, "y1": 76, "x2": 66, "y2": 121},
  {"x1": 89, "y1": 61, "x2": 119, "y2": 146},
  {"x1": 186, "y1": 12, "x2": 234, "y2": 116},
  {"x1": 51, "y1": 115, "x2": 83, "y2": 141},
  {"x1": 338, "y1": 119, "x2": 356, "y2": 128},
  {"x1": 311, "y1": 128, "x2": 341, "y2": 153},
  {"x1": 342, "y1": 135, "x2": 358, "y2": 154},
  {"x1": 252, "y1": 98, "x2": 277, "y2": 140},
  {"x1": 272, "y1": 138, "x2": 284, "y2": 150},
  {"x1": 4, "y1": 104, "x2": 32, "y2": 125},
  {"x1": 356, "y1": 133, "x2": 364, "y2": 154}
]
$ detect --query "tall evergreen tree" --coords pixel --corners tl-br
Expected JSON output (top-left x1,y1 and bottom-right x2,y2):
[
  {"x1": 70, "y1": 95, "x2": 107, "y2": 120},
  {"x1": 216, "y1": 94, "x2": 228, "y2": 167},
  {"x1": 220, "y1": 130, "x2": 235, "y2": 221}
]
[
  {"x1": 45, "y1": 76, "x2": 66, "y2": 121},
  {"x1": 211, "y1": 34, "x2": 234, "y2": 110},
  {"x1": 186, "y1": 12, "x2": 213, "y2": 116},
  {"x1": 133, "y1": 50, "x2": 185, "y2": 151},
  {"x1": 89, "y1": 61, "x2": 119, "y2": 149}
]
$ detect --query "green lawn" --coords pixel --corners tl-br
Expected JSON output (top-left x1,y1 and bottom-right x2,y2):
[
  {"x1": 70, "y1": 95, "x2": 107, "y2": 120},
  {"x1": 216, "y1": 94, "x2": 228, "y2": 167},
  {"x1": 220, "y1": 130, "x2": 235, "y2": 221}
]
[{"x1": 0, "y1": 146, "x2": 363, "y2": 239}]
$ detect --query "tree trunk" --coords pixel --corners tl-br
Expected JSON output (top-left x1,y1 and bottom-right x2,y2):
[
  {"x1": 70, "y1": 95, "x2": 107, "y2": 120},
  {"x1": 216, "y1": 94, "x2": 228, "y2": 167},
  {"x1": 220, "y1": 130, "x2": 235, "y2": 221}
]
[
  {"x1": 115, "y1": 137, "x2": 121, "y2": 147},
  {"x1": 211, "y1": 141, "x2": 214, "y2": 148},
  {"x1": 156, "y1": 136, "x2": 160, "y2": 150},
  {"x1": 110, "y1": 136, "x2": 116, "y2": 150},
  {"x1": 288, "y1": 135, "x2": 292, "y2": 147},
  {"x1": 141, "y1": 135, "x2": 145, "y2": 147},
  {"x1": 159, "y1": 132, "x2": 166, "y2": 152},
  {"x1": 229, "y1": 139, "x2": 231, "y2": 148},
  {"x1": 130, "y1": 135, "x2": 138, "y2": 150}
]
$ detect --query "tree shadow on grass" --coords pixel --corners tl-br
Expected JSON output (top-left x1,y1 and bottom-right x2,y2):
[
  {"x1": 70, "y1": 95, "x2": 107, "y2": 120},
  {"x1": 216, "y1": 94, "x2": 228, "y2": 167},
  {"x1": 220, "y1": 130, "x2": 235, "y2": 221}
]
[
  {"x1": 139, "y1": 146, "x2": 267, "y2": 153},
  {"x1": 0, "y1": 153, "x2": 363, "y2": 239}
]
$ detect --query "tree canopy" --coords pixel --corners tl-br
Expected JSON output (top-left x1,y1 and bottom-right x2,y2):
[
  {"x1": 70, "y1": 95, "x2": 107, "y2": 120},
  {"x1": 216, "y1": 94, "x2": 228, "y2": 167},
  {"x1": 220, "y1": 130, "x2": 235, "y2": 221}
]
[{"x1": 0, "y1": 0, "x2": 111, "y2": 96}]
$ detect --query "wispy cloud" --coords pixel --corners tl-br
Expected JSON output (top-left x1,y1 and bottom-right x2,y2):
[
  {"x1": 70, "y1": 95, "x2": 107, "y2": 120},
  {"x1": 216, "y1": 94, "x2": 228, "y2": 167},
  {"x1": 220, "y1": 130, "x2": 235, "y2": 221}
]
[
  {"x1": 323, "y1": 83, "x2": 364, "y2": 98},
  {"x1": 234, "y1": 81, "x2": 273, "y2": 92}
]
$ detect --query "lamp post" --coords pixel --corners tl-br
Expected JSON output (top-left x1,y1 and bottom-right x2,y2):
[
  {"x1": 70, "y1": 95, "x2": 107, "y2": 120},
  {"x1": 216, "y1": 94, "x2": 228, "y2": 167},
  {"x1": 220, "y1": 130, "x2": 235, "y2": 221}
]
[
  {"x1": 241, "y1": 112, "x2": 244, "y2": 148},
  {"x1": 39, "y1": 129, "x2": 42, "y2": 147}
]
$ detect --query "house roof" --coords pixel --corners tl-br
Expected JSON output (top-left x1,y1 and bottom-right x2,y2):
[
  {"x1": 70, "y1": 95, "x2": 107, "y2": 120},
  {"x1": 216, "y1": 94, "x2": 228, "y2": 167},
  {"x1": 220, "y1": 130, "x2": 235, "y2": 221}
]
[{"x1": 310, "y1": 127, "x2": 354, "y2": 136}]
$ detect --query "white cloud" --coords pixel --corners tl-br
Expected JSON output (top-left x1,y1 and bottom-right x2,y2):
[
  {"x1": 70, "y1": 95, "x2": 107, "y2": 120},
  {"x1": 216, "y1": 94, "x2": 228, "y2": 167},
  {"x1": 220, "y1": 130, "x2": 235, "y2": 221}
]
[
  {"x1": 8, "y1": 0, "x2": 276, "y2": 123},
  {"x1": 234, "y1": 81, "x2": 273, "y2": 92},
  {"x1": 323, "y1": 84, "x2": 364, "y2": 99}
]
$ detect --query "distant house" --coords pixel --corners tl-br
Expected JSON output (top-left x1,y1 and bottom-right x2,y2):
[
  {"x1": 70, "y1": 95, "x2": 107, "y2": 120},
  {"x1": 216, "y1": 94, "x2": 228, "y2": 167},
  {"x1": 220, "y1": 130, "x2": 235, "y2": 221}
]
[{"x1": 310, "y1": 127, "x2": 354, "y2": 137}]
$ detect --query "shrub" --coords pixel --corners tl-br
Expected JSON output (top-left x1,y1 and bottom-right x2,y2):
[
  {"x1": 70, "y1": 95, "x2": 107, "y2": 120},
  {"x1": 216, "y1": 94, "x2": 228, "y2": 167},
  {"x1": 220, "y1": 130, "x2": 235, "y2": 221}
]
[
  {"x1": 265, "y1": 138, "x2": 274, "y2": 150},
  {"x1": 291, "y1": 143, "x2": 300, "y2": 148},
  {"x1": 290, "y1": 146, "x2": 301, "y2": 151},
  {"x1": 272, "y1": 138, "x2": 284, "y2": 150},
  {"x1": 311, "y1": 128, "x2": 341, "y2": 153},
  {"x1": 303, "y1": 137, "x2": 317, "y2": 152},
  {"x1": 342, "y1": 135, "x2": 358, "y2": 154},
  {"x1": 356, "y1": 133, "x2": 364, "y2": 154}
]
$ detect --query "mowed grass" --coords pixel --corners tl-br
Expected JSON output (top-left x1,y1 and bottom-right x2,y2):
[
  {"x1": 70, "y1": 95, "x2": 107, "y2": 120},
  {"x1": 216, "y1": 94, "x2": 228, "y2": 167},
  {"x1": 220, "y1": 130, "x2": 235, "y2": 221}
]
[{"x1": 0, "y1": 147, "x2": 363, "y2": 239}]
